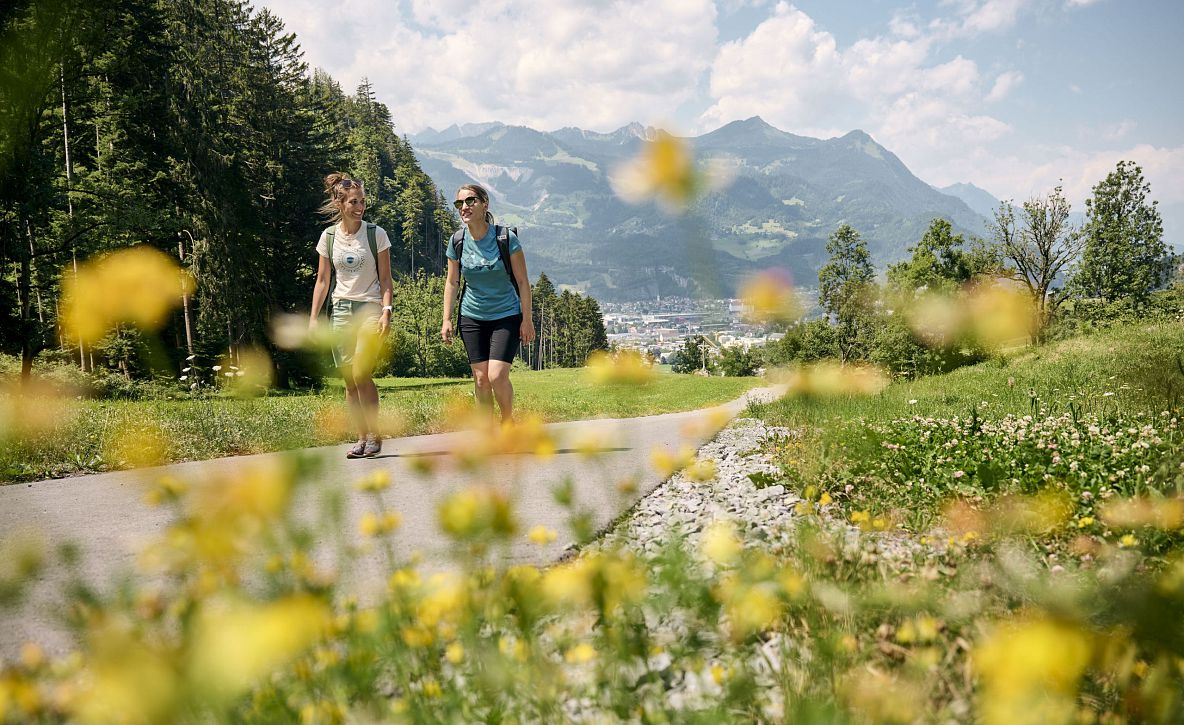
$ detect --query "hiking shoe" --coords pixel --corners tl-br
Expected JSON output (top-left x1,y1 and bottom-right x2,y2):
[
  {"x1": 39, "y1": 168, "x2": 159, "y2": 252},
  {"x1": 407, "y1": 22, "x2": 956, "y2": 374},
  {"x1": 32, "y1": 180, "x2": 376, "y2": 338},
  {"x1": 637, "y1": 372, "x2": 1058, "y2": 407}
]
[
  {"x1": 346, "y1": 439, "x2": 367, "y2": 459},
  {"x1": 363, "y1": 434, "x2": 382, "y2": 457}
]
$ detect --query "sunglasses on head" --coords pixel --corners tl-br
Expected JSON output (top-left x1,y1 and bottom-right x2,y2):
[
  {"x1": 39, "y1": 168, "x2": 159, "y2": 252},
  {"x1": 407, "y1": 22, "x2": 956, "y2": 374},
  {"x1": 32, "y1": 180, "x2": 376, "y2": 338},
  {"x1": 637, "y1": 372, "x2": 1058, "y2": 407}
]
[
  {"x1": 453, "y1": 196, "x2": 481, "y2": 210},
  {"x1": 335, "y1": 179, "x2": 364, "y2": 196}
]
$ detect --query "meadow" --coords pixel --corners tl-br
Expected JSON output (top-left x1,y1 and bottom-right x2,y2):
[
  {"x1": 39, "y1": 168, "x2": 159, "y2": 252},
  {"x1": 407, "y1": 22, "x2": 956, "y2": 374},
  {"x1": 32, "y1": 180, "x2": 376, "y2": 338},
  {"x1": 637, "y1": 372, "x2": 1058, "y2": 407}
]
[
  {"x1": 0, "y1": 368, "x2": 759, "y2": 483},
  {"x1": 2, "y1": 322, "x2": 1182, "y2": 723}
]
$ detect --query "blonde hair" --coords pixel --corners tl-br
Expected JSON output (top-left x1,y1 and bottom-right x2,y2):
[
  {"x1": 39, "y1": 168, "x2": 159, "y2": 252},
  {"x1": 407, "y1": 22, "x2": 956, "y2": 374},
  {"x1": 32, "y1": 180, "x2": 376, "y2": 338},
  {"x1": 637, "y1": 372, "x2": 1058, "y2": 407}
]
[
  {"x1": 319, "y1": 172, "x2": 366, "y2": 224},
  {"x1": 457, "y1": 183, "x2": 495, "y2": 225}
]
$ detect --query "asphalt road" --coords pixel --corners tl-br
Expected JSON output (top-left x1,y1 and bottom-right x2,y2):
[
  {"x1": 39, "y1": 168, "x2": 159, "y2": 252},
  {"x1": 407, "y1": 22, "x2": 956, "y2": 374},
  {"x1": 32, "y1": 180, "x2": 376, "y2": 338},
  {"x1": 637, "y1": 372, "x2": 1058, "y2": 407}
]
[{"x1": 0, "y1": 386, "x2": 782, "y2": 656}]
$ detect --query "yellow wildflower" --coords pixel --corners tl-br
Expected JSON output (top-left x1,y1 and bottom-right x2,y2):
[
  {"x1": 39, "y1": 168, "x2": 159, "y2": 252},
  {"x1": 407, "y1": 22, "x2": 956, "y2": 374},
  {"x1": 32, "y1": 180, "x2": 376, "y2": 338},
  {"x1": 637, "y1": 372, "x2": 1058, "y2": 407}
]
[
  {"x1": 611, "y1": 130, "x2": 702, "y2": 211},
  {"x1": 701, "y1": 521, "x2": 742, "y2": 565},
  {"x1": 61, "y1": 246, "x2": 195, "y2": 344},
  {"x1": 354, "y1": 471, "x2": 392, "y2": 493},
  {"x1": 738, "y1": 270, "x2": 801, "y2": 324},
  {"x1": 528, "y1": 525, "x2": 558, "y2": 545},
  {"x1": 686, "y1": 458, "x2": 717, "y2": 482},
  {"x1": 974, "y1": 617, "x2": 1092, "y2": 725},
  {"x1": 564, "y1": 643, "x2": 597, "y2": 664},
  {"x1": 445, "y1": 642, "x2": 464, "y2": 664},
  {"x1": 585, "y1": 349, "x2": 655, "y2": 386},
  {"x1": 189, "y1": 595, "x2": 329, "y2": 701}
]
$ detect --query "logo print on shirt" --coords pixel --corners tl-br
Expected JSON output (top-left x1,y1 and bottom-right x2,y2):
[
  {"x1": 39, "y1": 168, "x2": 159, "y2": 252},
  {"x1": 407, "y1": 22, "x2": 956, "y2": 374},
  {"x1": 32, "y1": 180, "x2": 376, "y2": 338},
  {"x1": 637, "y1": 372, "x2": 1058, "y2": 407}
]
[{"x1": 337, "y1": 246, "x2": 367, "y2": 272}]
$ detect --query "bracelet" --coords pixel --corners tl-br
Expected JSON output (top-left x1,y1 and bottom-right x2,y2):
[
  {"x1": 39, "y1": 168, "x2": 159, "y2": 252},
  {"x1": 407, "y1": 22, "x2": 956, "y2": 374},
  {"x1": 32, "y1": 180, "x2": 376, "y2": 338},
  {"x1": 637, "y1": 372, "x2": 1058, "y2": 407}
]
[{"x1": 382, "y1": 305, "x2": 393, "y2": 313}]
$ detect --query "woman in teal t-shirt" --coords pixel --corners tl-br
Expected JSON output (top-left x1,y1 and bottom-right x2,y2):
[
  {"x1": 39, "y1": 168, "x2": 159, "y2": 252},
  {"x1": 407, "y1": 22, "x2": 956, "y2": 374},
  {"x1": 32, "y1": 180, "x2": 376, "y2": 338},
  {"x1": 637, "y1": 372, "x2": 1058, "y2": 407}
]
[{"x1": 440, "y1": 184, "x2": 535, "y2": 423}]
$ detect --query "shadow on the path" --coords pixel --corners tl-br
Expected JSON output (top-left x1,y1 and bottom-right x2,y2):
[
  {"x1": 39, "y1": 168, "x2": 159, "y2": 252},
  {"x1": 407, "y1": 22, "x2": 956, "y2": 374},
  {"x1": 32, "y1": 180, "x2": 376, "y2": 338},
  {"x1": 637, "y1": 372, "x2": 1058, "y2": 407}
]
[{"x1": 367, "y1": 447, "x2": 633, "y2": 460}]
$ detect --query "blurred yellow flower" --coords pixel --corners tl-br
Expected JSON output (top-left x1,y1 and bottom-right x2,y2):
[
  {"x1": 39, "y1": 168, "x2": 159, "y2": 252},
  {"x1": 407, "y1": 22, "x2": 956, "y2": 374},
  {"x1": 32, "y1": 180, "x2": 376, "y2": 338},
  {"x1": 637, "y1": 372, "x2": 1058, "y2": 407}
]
[
  {"x1": 0, "y1": 379, "x2": 77, "y2": 443},
  {"x1": 359, "y1": 511, "x2": 401, "y2": 537},
  {"x1": 1118, "y1": 534, "x2": 1138, "y2": 548},
  {"x1": 974, "y1": 617, "x2": 1092, "y2": 725},
  {"x1": 528, "y1": 525, "x2": 558, "y2": 545},
  {"x1": 220, "y1": 348, "x2": 274, "y2": 398},
  {"x1": 686, "y1": 458, "x2": 717, "y2": 483},
  {"x1": 1102, "y1": 497, "x2": 1184, "y2": 531},
  {"x1": 721, "y1": 580, "x2": 782, "y2": 638},
  {"x1": 61, "y1": 246, "x2": 194, "y2": 344},
  {"x1": 354, "y1": 470, "x2": 392, "y2": 493},
  {"x1": 104, "y1": 422, "x2": 167, "y2": 469},
  {"x1": 437, "y1": 486, "x2": 517, "y2": 540},
  {"x1": 611, "y1": 130, "x2": 700, "y2": 211},
  {"x1": 841, "y1": 668, "x2": 923, "y2": 724},
  {"x1": 71, "y1": 625, "x2": 178, "y2": 725},
  {"x1": 189, "y1": 595, "x2": 329, "y2": 701},
  {"x1": 651, "y1": 445, "x2": 695, "y2": 478},
  {"x1": 738, "y1": 270, "x2": 801, "y2": 324},
  {"x1": 542, "y1": 561, "x2": 593, "y2": 609},
  {"x1": 564, "y1": 642, "x2": 597, "y2": 664},
  {"x1": 781, "y1": 361, "x2": 890, "y2": 399},
  {"x1": 143, "y1": 475, "x2": 188, "y2": 507},
  {"x1": 445, "y1": 642, "x2": 465, "y2": 664},
  {"x1": 988, "y1": 492, "x2": 1073, "y2": 535},
  {"x1": 585, "y1": 349, "x2": 655, "y2": 386},
  {"x1": 702, "y1": 521, "x2": 742, "y2": 565},
  {"x1": 905, "y1": 278, "x2": 1036, "y2": 352}
]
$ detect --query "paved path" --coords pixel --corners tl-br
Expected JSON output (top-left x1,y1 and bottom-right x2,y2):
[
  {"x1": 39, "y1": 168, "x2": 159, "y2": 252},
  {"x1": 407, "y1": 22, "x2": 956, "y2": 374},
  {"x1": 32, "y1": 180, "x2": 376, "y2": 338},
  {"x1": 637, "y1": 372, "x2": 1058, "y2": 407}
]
[{"x1": 0, "y1": 387, "x2": 782, "y2": 656}]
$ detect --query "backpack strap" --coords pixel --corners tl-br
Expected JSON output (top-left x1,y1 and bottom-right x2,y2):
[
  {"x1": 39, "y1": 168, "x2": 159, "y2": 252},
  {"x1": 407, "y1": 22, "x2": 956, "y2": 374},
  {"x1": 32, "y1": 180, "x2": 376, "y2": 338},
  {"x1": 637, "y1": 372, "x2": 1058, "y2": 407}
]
[
  {"x1": 323, "y1": 226, "x2": 337, "y2": 316},
  {"x1": 365, "y1": 222, "x2": 378, "y2": 267},
  {"x1": 495, "y1": 225, "x2": 521, "y2": 298},
  {"x1": 450, "y1": 228, "x2": 468, "y2": 315}
]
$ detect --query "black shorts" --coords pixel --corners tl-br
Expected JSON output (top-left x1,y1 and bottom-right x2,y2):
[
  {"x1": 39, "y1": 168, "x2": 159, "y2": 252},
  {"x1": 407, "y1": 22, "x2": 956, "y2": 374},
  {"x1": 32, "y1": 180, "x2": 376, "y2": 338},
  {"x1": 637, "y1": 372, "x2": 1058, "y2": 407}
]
[{"x1": 458, "y1": 313, "x2": 522, "y2": 364}]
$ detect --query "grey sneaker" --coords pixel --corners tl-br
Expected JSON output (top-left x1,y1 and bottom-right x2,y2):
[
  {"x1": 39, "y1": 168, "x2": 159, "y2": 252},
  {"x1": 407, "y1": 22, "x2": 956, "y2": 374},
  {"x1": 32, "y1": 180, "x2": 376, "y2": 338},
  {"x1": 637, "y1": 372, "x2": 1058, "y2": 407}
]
[
  {"x1": 363, "y1": 434, "x2": 382, "y2": 457},
  {"x1": 346, "y1": 439, "x2": 367, "y2": 459}
]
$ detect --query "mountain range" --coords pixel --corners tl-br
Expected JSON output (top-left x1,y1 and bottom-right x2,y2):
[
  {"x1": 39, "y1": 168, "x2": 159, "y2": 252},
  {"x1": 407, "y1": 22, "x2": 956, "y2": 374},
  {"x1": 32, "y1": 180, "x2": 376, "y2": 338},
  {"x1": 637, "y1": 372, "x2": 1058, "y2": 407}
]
[{"x1": 411, "y1": 117, "x2": 996, "y2": 301}]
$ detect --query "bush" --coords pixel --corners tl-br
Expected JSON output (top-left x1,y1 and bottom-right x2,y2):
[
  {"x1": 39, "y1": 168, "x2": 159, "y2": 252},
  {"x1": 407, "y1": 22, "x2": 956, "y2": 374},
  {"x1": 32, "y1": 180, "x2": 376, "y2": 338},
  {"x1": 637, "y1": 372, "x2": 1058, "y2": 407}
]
[{"x1": 718, "y1": 346, "x2": 758, "y2": 377}]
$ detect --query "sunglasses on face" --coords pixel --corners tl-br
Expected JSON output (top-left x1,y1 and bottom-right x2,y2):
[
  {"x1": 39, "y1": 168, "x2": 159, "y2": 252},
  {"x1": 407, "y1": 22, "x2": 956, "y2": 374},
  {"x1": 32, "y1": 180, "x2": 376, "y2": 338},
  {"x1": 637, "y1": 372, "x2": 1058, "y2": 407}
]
[{"x1": 453, "y1": 196, "x2": 481, "y2": 210}]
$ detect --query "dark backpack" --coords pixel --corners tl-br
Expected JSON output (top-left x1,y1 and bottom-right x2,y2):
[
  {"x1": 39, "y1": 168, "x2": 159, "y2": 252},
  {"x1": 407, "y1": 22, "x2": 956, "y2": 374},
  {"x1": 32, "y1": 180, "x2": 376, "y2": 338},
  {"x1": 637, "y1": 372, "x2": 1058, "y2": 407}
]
[
  {"x1": 323, "y1": 222, "x2": 381, "y2": 315},
  {"x1": 449, "y1": 225, "x2": 520, "y2": 309}
]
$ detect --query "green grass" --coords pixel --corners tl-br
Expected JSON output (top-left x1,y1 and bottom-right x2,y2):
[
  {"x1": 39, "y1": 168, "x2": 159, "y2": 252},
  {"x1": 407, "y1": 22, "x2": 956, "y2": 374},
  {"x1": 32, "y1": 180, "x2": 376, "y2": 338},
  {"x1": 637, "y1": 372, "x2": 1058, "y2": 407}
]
[
  {"x1": 1, "y1": 369, "x2": 760, "y2": 483},
  {"x1": 760, "y1": 322, "x2": 1184, "y2": 428},
  {"x1": 754, "y1": 322, "x2": 1184, "y2": 532}
]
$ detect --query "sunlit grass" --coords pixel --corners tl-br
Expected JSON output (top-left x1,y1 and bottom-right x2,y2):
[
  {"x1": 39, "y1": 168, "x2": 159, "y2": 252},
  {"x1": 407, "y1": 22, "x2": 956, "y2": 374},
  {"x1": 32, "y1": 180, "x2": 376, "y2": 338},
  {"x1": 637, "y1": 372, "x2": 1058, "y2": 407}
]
[{"x1": 1, "y1": 369, "x2": 761, "y2": 482}]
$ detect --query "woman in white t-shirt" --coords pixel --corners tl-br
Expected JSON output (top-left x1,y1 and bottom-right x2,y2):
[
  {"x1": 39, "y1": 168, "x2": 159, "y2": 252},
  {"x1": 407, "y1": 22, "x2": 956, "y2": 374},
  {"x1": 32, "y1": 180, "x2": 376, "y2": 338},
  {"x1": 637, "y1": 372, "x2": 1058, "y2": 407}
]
[{"x1": 308, "y1": 173, "x2": 394, "y2": 458}]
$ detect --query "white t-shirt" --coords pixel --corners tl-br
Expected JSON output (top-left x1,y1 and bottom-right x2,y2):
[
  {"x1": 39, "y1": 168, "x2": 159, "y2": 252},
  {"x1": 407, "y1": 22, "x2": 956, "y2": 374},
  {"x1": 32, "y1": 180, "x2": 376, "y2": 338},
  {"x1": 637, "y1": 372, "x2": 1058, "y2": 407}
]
[{"x1": 315, "y1": 222, "x2": 392, "y2": 303}]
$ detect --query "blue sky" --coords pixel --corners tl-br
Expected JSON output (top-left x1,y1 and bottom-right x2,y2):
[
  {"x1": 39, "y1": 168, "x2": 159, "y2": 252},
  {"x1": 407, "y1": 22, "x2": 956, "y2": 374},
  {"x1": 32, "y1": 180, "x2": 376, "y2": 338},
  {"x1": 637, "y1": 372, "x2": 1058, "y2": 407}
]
[{"x1": 256, "y1": 0, "x2": 1183, "y2": 242}]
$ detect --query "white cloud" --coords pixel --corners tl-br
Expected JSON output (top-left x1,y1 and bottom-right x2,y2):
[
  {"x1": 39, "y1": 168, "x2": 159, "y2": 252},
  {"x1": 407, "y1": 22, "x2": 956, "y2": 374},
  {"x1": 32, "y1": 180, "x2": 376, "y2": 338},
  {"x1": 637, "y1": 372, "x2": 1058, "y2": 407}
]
[
  {"x1": 258, "y1": 0, "x2": 718, "y2": 133},
  {"x1": 700, "y1": 2, "x2": 1005, "y2": 162},
  {"x1": 985, "y1": 70, "x2": 1023, "y2": 101}
]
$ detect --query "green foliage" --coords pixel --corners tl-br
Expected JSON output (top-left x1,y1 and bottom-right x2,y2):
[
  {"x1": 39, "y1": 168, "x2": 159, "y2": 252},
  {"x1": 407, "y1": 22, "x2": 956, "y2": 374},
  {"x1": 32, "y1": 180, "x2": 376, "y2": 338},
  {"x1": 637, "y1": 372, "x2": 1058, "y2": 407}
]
[
  {"x1": 1074, "y1": 160, "x2": 1170, "y2": 305},
  {"x1": 886, "y1": 218, "x2": 1001, "y2": 295},
  {"x1": 671, "y1": 335, "x2": 715, "y2": 374},
  {"x1": 0, "y1": 0, "x2": 455, "y2": 386},
  {"x1": 818, "y1": 224, "x2": 877, "y2": 363},
  {"x1": 990, "y1": 186, "x2": 1084, "y2": 337},
  {"x1": 524, "y1": 273, "x2": 608, "y2": 370},
  {"x1": 718, "y1": 346, "x2": 758, "y2": 377}
]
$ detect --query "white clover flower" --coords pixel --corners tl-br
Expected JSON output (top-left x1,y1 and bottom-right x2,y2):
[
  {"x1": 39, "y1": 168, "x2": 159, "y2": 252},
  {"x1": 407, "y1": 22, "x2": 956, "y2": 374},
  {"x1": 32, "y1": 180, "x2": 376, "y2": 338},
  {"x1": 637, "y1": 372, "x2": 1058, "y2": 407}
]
[{"x1": 212, "y1": 365, "x2": 222, "y2": 371}]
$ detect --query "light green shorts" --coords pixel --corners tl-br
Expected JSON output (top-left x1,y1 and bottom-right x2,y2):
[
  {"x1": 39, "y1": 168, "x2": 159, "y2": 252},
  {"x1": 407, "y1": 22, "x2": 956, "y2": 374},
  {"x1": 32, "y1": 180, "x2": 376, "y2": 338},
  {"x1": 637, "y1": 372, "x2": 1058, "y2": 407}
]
[{"x1": 330, "y1": 299, "x2": 382, "y2": 371}]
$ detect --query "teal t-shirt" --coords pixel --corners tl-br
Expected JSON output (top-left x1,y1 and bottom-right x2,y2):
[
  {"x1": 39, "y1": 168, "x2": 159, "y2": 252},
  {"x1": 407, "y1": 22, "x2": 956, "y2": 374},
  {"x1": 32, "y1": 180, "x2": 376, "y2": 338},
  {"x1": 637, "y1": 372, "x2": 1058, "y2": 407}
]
[{"x1": 447, "y1": 225, "x2": 523, "y2": 320}]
